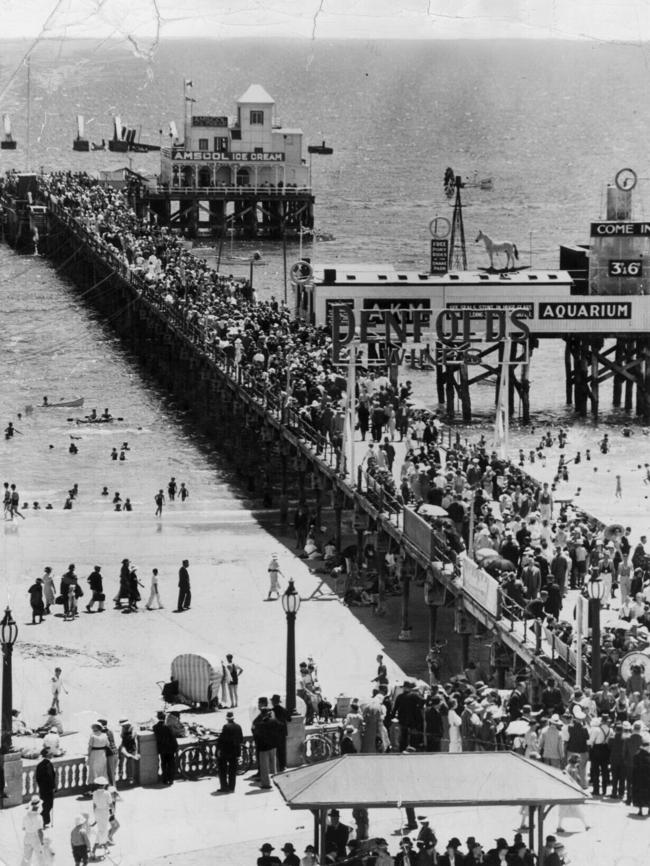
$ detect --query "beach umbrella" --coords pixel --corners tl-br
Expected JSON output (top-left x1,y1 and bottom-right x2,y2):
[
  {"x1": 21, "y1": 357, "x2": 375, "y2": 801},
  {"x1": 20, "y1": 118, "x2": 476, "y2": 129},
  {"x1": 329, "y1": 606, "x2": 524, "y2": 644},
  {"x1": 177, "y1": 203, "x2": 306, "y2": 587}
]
[
  {"x1": 484, "y1": 556, "x2": 517, "y2": 575},
  {"x1": 604, "y1": 523, "x2": 625, "y2": 540},
  {"x1": 506, "y1": 719, "x2": 530, "y2": 736},
  {"x1": 608, "y1": 619, "x2": 634, "y2": 631},
  {"x1": 418, "y1": 504, "x2": 448, "y2": 517},
  {"x1": 475, "y1": 548, "x2": 500, "y2": 560}
]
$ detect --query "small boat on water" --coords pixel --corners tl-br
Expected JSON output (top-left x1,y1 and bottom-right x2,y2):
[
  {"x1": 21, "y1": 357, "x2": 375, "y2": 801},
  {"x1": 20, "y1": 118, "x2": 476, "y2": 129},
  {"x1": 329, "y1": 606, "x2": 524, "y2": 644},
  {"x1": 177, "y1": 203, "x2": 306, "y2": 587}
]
[
  {"x1": 42, "y1": 397, "x2": 84, "y2": 408},
  {"x1": 72, "y1": 115, "x2": 89, "y2": 152},
  {"x1": 1, "y1": 114, "x2": 16, "y2": 150},
  {"x1": 75, "y1": 416, "x2": 119, "y2": 425}
]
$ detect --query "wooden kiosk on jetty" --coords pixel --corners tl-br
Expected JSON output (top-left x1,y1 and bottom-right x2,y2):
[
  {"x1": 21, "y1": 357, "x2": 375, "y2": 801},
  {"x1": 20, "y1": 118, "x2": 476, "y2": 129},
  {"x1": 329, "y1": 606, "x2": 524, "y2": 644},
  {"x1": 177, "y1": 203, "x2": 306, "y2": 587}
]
[
  {"x1": 298, "y1": 169, "x2": 650, "y2": 422},
  {"x1": 143, "y1": 84, "x2": 317, "y2": 239}
]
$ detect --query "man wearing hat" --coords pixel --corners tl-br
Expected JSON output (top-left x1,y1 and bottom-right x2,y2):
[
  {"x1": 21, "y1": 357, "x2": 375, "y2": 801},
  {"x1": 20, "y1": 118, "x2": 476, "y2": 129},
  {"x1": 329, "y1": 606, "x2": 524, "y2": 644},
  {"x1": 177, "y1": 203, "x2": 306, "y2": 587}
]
[
  {"x1": 217, "y1": 711, "x2": 243, "y2": 793},
  {"x1": 279, "y1": 842, "x2": 299, "y2": 866},
  {"x1": 153, "y1": 711, "x2": 178, "y2": 786},
  {"x1": 485, "y1": 837, "x2": 509, "y2": 866},
  {"x1": 416, "y1": 816, "x2": 436, "y2": 849},
  {"x1": 257, "y1": 842, "x2": 281, "y2": 866},
  {"x1": 22, "y1": 795, "x2": 45, "y2": 865},
  {"x1": 35, "y1": 747, "x2": 56, "y2": 827},
  {"x1": 465, "y1": 840, "x2": 485, "y2": 865},
  {"x1": 439, "y1": 837, "x2": 465, "y2": 866},
  {"x1": 325, "y1": 809, "x2": 351, "y2": 859},
  {"x1": 394, "y1": 837, "x2": 416, "y2": 866},
  {"x1": 254, "y1": 707, "x2": 283, "y2": 789}
]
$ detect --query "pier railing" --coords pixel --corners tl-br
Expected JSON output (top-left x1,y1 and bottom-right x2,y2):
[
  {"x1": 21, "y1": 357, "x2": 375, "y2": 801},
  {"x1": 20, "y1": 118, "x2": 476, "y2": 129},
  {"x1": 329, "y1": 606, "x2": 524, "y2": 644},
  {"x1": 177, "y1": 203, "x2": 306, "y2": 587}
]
[
  {"x1": 43, "y1": 197, "x2": 586, "y2": 685},
  {"x1": 152, "y1": 184, "x2": 312, "y2": 197}
]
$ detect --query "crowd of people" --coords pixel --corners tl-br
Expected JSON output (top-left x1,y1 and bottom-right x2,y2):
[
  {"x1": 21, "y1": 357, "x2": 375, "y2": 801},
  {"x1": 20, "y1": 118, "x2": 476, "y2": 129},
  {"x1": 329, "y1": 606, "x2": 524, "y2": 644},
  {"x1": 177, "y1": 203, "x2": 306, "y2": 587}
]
[
  {"x1": 256, "y1": 824, "x2": 560, "y2": 866},
  {"x1": 22, "y1": 557, "x2": 198, "y2": 622}
]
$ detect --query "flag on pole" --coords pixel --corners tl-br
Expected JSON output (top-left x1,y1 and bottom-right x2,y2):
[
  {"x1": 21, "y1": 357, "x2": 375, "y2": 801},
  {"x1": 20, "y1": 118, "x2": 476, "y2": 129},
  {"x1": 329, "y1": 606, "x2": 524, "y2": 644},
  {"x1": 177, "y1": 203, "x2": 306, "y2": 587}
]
[
  {"x1": 341, "y1": 342, "x2": 357, "y2": 479},
  {"x1": 493, "y1": 336, "x2": 510, "y2": 460}
]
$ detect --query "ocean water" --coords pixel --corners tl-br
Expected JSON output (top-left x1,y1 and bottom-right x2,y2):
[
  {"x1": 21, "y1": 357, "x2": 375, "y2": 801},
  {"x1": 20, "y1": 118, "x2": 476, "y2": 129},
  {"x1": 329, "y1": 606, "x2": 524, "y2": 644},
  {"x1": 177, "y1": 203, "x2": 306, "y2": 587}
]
[{"x1": 2, "y1": 37, "x2": 650, "y2": 424}]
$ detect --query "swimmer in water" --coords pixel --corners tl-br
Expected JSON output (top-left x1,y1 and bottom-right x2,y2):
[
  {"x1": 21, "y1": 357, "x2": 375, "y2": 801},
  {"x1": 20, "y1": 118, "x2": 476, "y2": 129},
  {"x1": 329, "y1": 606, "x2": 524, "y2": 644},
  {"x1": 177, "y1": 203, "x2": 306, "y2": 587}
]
[
  {"x1": 69, "y1": 443, "x2": 78, "y2": 454},
  {"x1": 101, "y1": 408, "x2": 112, "y2": 420},
  {"x1": 124, "y1": 498, "x2": 132, "y2": 512},
  {"x1": 119, "y1": 451, "x2": 126, "y2": 461},
  {"x1": 63, "y1": 498, "x2": 73, "y2": 510},
  {"x1": 113, "y1": 492, "x2": 121, "y2": 505},
  {"x1": 101, "y1": 486, "x2": 109, "y2": 496},
  {"x1": 111, "y1": 448, "x2": 118, "y2": 461}
]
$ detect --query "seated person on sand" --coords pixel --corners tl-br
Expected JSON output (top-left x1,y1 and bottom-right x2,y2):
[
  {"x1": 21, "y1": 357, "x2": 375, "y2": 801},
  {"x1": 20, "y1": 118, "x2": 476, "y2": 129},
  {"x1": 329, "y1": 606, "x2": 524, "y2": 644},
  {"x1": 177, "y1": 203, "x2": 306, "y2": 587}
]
[
  {"x1": 42, "y1": 729, "x2": 65, "y2": 757},
  {"x1": 303, "y1": 531, "x2": 322, "y2": 561},
  {"x1": 37, "y1": 707, "x2": 64, "y2": 736},
  {"x1": 12, "y1": 709, "x2": 33, "y2": 736}
]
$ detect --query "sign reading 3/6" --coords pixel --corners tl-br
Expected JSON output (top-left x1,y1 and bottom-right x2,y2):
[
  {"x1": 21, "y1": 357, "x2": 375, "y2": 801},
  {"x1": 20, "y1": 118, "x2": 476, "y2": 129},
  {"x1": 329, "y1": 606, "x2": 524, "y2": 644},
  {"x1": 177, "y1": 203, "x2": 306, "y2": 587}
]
[{"x1": 609, "y1": 259, "x2": 643, "y2": 277}]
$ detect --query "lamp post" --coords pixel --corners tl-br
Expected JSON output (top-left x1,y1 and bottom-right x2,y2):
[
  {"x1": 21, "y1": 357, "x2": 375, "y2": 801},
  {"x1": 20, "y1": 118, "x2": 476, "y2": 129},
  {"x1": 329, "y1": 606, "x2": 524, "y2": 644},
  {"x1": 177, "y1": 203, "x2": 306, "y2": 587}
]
[
  {"x1": 587, "y1": 576, "x2": 606, "y2": 691},
  {"x1": 248, "y1": 250, "x2": 263, "y2": 296},
  {"x1": 1, "y1": 606, "x2": 18, "y2": 754},
  {"x1": 282, "y1": 578, "x2": 301, "y2": 716}
]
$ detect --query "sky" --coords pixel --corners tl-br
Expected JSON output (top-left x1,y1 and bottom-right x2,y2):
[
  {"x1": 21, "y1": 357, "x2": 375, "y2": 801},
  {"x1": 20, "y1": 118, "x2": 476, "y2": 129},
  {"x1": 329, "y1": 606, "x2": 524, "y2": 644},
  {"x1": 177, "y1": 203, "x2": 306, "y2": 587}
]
[{"x1": 2, "y1": 0, "x2": 650, "y2": 42}]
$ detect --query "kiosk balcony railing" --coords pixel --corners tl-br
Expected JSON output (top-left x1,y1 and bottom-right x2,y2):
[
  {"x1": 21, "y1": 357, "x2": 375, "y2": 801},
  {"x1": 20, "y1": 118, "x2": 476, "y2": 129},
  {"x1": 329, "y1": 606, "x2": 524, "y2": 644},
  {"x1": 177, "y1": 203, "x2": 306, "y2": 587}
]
[{"x1": 152, "y1": 184, "x2": 312, "y2": 197}]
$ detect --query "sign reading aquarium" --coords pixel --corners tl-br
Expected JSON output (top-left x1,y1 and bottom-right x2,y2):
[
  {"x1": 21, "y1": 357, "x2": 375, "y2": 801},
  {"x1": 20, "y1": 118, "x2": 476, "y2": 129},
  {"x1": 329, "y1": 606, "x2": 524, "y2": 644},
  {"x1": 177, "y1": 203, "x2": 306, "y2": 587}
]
[{"x1": 538, "y1": 301, "x2": 632, "y2": 319}]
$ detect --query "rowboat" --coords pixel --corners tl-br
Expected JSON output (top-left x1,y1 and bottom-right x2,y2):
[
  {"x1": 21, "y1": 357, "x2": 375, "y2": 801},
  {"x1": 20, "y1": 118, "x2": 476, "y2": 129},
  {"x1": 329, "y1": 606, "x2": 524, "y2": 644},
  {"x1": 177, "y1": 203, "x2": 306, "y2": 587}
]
[{"x1": 42, "y1": 397, "x2": 84, "y2": 408}]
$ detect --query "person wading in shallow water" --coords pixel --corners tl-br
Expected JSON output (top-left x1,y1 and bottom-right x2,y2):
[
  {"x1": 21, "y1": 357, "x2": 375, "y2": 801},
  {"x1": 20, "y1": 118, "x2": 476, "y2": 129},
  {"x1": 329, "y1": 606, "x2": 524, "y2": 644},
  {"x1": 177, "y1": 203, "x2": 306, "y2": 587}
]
[{"x1": 154, "y1": 489, "x2": 165, "y2": 517}]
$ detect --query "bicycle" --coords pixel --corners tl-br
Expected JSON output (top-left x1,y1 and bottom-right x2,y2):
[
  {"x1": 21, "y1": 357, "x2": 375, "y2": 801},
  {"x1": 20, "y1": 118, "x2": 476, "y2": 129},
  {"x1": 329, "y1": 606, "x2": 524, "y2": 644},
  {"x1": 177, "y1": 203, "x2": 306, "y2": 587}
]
[
  {"x1": 176, "y1": 731, "x2": 254, "y2": 780},
  {"x1": 304, "y1": 726, "x2": 339, "y2": 764}
]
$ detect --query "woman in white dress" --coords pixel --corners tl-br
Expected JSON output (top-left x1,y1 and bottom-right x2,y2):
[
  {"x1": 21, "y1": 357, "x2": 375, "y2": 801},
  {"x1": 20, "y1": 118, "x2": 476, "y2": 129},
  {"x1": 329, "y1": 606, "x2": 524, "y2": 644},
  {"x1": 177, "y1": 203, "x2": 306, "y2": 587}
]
[
  {"x1": 92, "y1": 777, "x2": 112, "y2": 854},
  {"x1": 343, "y1": 701, "x2": 364, "y2": 753},
  {"x1": 42, "y1": 567, "x2": 56, "y2": 614},
  {"x1": 87, "y1": 723, "x2": 109, "y2": 784},
  {"x1": 447, "y1": 698, "x2": 462, "y2": 753},
  {"x1": 556, "y1": 755, "x2": 591, "y2": 832}
]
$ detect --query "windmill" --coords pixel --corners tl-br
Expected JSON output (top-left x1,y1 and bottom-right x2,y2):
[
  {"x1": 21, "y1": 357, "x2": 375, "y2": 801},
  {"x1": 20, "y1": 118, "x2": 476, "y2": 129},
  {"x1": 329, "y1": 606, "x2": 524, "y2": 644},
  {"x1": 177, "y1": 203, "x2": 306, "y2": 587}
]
[{"x1": 444, "y1": 167, "x2": 466, "y2": 271}]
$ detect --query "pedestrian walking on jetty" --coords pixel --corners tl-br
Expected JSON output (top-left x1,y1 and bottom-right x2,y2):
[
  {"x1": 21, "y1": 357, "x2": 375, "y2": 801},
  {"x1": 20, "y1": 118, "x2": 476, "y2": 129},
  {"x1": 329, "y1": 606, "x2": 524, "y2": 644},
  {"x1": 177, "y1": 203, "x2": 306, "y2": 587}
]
[
  {"x1": 114, "y1": 559, "x2": 130, "y2": 609},
  {"x1": 267, "y1": 553, "x2": 283, "y2": 600},
  {"x1": 28, "y1": 578, "x2": 45, "y2": 625},
  {"x1": 176, "y1": 559, "x2": 191, "y2": 611},
  {"x1": 42, "y1": 567, "x2": 55, "y2": 614},
  {"x1": 85, "y1": 566, "x2": 105, "y2": 612},
  {"x1": 154, "y1": 489, "x2": 165, "y2": 517},
  {"x1": 145, "y1": 568, "x2": 164, "y2": 609},
  {"x1": 50, "y1": 668, "x2": 67, "y2": 714}
]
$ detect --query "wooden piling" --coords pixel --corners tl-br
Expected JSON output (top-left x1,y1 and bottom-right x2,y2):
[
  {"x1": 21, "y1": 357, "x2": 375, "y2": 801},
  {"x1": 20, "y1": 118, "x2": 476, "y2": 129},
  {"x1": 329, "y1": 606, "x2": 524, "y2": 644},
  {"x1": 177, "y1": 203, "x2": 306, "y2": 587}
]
[
  {"x1": 564, "y1": 338, "x2": 573, "y2": 405},
  {"x1": 459, "y1": 361, "x2": 472, "y2": 422},
  {"x1": 625, "y1": 339, "x2": 635, "y2": 413},
  {"x1": 590, "y1": 341, "x2": 599, "y2": 418},
  {"x1": 613, "y1": 339, "x2": 624, "y2": 407}
]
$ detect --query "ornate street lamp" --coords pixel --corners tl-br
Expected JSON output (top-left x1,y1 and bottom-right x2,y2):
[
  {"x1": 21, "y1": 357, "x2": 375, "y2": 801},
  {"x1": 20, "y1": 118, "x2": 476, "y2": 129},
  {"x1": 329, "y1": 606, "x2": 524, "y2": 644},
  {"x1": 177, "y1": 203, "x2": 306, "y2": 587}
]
[
  {"x1": 281, "y1": 578, "x2": 301, "y2": 716},
  {"x1": 587, "y1": 577, "x2": 606, "y2": 691},
  {"x1": 1, "y1": 607, "x2": 18, "y2": 754}
]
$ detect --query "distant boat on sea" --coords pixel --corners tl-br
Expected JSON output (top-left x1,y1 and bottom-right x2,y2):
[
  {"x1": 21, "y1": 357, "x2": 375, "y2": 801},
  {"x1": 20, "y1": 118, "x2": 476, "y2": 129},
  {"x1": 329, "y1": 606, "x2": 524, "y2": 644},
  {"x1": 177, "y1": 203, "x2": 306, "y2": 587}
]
[
  {"x1": 1, "y1": 114, "x2": 17, "y2": 150},
  {"x1": 72, "y1": 114, "x2": 89, "y2": 152},
  {"x1": 108, "y1": 116, "x2": 160, "y2": 153}
]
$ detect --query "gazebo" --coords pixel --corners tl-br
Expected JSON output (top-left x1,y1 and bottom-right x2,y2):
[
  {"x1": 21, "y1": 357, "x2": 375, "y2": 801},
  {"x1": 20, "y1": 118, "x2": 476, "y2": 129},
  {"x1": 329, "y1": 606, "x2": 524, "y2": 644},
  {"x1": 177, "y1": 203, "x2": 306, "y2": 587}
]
[{"x1": 273, "y1": 753, "x2": 586, "y2": 858}]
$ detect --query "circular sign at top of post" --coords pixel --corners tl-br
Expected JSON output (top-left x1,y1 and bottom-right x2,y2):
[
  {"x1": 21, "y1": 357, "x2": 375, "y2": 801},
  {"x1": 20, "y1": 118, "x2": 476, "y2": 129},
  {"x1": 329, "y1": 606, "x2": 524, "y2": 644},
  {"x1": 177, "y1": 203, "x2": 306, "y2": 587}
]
[
  {"x1": 429, "y1": 216, "x2": 451, "y2": 239},
  {"x1": 290, "y1": 260, "x2": 313, "y2": 285},
  {"x1": 615, "y1": 167, "x2": 637, "y2": 192}
]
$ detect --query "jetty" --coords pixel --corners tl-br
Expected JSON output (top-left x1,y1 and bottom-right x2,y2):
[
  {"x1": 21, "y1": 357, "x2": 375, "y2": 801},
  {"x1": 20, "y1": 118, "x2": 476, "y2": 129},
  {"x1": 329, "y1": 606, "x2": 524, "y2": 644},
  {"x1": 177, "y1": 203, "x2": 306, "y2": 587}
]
[{"x1": 1, "y1": 174, "x2": 611, "y2": 701}]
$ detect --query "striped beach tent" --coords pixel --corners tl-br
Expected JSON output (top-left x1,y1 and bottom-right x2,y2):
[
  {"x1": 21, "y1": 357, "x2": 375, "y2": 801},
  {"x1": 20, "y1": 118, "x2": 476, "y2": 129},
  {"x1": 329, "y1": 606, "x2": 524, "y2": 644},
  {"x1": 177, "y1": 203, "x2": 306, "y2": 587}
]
[{"x1": 171, "y1": 653, "x2": 224, "y2": 706}]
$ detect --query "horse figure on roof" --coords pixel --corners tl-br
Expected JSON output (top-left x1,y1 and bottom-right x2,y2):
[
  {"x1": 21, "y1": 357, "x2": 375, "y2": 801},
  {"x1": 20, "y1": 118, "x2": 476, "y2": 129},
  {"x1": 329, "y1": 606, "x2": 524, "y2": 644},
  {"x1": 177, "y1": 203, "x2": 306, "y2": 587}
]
[{"x1": 475, "y1": 229, "x2": 519, "y2": 271}]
